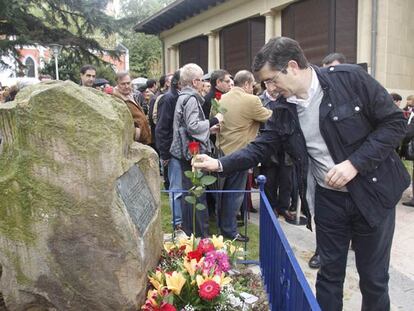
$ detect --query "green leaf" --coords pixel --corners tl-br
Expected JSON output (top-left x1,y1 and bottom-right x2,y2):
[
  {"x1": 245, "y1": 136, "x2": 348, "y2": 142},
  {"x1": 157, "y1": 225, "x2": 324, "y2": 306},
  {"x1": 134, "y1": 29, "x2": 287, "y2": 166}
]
[
  {"x1": 196, "y1": 203, "x2": 206, "y2": 210},
  {"x1": 201, "y1": 175, "x2": 217, "y2": 186},
  {"x1": 196, "y1": 170, "x2": 204, "y2": 179},
  {"x1": 193, "y1": 186, "x2": 204, "y2": 197},
  {"x1": 184, "y1": 170, "x2": 194, "y2": 179},
  {"x1": 185, "y1": 196, "x2": 196, "y2": 204},
  {"x1": 166, "y1": 294, "x2": 174, "y2": 304}
]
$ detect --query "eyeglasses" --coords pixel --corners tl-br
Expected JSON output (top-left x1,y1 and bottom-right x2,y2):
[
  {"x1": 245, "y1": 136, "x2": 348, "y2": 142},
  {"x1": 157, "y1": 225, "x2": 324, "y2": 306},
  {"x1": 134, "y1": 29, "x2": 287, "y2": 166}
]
[{"x1": 263, "y1": 63, "x2": 289, "y2": 85}]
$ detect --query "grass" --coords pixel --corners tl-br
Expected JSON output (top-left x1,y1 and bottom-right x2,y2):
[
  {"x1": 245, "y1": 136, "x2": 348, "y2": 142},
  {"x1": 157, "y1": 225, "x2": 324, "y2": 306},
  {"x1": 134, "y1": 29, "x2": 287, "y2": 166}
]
[
  {"x1": 160, "y1": 191, "x2": 260, "y2": 260},
  {"x1": 403, "y1": 159, "x2": 413, "y2": 177}
]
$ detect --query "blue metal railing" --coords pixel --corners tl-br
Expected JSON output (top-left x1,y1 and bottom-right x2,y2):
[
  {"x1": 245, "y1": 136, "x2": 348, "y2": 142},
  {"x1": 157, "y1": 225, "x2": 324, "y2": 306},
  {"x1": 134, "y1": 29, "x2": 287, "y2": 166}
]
[
  {"x1": 162, "y1": 174, "x2": 320, "y2": 310},
  {"x1": 257, "y1": 175, "x2": 321, "y2": 311}
]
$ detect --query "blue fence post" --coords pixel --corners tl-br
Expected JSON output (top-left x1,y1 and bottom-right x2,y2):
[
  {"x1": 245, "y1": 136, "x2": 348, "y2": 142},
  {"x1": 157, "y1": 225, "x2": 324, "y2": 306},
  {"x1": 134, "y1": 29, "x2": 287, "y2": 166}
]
[
  {"x1": 256, "y1": 175, "x2": 321, "y2": 311},
  {"x1": 257, "y1": 175, "x2": 267, "y2": 192}
]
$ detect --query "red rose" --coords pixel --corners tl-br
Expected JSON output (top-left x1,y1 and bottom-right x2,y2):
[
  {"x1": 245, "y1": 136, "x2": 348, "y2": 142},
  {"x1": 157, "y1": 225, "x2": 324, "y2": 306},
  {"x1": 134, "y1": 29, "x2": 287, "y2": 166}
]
[
  {"x1": 187, "y1": 249, "x2": 203, "y2": 262},
  {"x1": 215, "y1": 91, "x2": 222, "y2": 100},
  {"x1": 199, "y1": 280, "x2": 221, "y2": 301},
  {"x1": 159, "y1": 303, "x2": 176, "y2": 311},
  {"x1": 188, "y1": 141, "x2": 200, "y2": 156},
  {"x1": 197, "y1": 239, "x2": 215, "y2": 254}
]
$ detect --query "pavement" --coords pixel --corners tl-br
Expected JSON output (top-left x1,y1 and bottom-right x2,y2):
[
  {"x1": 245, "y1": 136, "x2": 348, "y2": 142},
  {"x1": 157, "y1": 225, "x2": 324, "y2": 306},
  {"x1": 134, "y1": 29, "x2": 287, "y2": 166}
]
[{"x1": 248, "y1": 187, "x2": 414, "y2": 311}]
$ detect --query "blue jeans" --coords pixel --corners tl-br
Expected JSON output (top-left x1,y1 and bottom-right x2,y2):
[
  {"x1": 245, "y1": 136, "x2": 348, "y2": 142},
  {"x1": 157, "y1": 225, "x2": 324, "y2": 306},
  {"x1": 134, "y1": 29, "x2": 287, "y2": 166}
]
[
  {"x1": 217, "y1": 170, "x2": 248, "y2": 238},
  {"x1": 168, "y1": 157, "x2": 182, "y2": 226}
]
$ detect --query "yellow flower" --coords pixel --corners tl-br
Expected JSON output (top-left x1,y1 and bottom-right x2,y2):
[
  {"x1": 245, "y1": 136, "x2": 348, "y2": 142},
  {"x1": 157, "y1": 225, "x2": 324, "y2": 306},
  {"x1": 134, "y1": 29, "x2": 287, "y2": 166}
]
[
  {"x1": 148, "y1": 270, "x2": 164, "y2": 290},
  {"x1": 213, "y1": 272, "x2": 232, "y2": 287},
  {"x1": 164, "y1": 241, "x2": 176, "y2": 253},
  {"x1": 211, "y1": 235, "x2": 224, "y2": 249},
  {"x1": 183, "y1": 258, "x2": 203, "y2": 276},
  {"x1": 177, "y1": 235, "x2": 196, "y2": 253},
  {"x1": 146, "y1": 289, "x2": 159, "y2": 307},
  {"x1": 165, "y1": 271, "x2": 187, "y2": 295},
  {"x1": 196, "y1": 274, "x2": 208, "y2": 288}
]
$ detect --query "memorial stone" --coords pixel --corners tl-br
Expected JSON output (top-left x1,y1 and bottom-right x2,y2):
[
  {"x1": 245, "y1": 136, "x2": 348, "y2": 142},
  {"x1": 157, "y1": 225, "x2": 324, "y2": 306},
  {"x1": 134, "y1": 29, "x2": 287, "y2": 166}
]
[{"x1": 0, "y1": 81, "x2": 162, "y2": 310}]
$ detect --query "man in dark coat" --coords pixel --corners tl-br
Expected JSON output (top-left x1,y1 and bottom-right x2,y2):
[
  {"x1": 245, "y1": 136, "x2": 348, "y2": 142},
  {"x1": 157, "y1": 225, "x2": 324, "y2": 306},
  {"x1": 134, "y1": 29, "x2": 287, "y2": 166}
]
[
  {"x1": 203, "y1": 69, "x2": 232, "y2": 118},
  {"x1": 194, "y1": 37, "x2": 409, "y2": 311},
  {"x1": 155, "y1": 70, "x2": 183, "y2": 231}
]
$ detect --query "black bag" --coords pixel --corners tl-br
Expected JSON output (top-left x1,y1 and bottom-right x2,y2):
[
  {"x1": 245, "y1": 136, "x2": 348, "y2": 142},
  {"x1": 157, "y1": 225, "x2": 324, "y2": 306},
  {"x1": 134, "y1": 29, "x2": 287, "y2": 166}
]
[{"x1": 177, "y1": 126, "x2": 193, "y2": 161}]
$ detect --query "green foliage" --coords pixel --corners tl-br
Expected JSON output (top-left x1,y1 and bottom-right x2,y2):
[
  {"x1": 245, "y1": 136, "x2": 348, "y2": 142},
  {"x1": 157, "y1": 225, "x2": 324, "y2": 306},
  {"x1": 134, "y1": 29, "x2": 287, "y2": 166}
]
[
  {"x1": 119, "y1": 0, "x2": 173, "y2": 78},
  {"x1": 185, "y1": 168, "x2": 217, "y2": 236},
  {"x1": 124, "y1": 33, "x2": 162, "y2": 78},
  {"x1": 0, "y1": 0, "x2": 125, "y2": 67},
  {"x1": 40, "y1": 51, "x2": 116, "y2": 84},
  {"x1": 184, "y1": 196, "x2": 196, "y2": 205},
  {"x1": 211, "y1": 98, "x2": 228, "y2": 115},
  {"x1": 200, "y1": 175, "x2": 217, "y2": 186}
]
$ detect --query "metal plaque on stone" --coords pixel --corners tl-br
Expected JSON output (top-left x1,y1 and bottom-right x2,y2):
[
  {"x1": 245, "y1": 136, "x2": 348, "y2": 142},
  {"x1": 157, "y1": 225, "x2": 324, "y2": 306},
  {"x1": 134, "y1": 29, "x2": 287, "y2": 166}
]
[{"x1": 116, "y1": 165, "x2": 156, "y2": 235}]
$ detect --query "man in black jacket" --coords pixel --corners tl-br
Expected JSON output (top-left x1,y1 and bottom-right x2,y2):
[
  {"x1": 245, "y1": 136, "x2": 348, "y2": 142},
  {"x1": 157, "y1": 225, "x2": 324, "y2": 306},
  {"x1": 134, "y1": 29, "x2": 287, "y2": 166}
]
[
  {"x1": 155, "y1": 70, "x2": 183, "y2": 231},
  {"x1": 203, "y1": 69, "x2": 232, "y2": 218},
  {"x1": 194, "y1": 37, "x2": 409, "y2": 311},
  {"x1": 203, "y1": 69, "x2": 232, "y2": 118}
]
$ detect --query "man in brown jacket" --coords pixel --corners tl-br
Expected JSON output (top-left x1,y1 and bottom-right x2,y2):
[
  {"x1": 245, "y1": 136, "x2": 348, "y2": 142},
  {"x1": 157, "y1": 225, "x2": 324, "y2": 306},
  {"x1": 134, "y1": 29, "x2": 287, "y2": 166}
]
[
  {"x1": 216, "y1": 70, "x2": 272, "y2": 241},
  {"x1": 113, "y1": 72, "x2": 151, "y2": 145}
]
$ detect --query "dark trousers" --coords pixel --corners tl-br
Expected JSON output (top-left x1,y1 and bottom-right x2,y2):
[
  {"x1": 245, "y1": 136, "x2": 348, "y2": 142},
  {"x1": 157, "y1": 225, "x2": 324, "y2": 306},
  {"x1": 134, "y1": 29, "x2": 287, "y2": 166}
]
[
  {"x1": 260, "y1": 164, "x2": 293, "y2": 213},
  {"x1": 180, "y1": 160, "x2": 209, "y2": 238},
  {"x1": 314, "y1": 185, "x2": 395, "y2": 311}
]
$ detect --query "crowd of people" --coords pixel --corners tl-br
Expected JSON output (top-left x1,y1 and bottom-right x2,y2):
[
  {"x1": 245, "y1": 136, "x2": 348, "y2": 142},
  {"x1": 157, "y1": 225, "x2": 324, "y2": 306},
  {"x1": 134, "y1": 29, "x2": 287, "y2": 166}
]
[{"x1": 2, "y1": 36, "x2": 414, "y2": 311}]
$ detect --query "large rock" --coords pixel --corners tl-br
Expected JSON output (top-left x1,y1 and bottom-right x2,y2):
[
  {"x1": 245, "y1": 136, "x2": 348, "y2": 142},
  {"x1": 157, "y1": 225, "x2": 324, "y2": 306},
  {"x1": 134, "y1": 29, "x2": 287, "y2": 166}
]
[{"x1": 0, "y1": 81, "x2": 162, "y2": 310}]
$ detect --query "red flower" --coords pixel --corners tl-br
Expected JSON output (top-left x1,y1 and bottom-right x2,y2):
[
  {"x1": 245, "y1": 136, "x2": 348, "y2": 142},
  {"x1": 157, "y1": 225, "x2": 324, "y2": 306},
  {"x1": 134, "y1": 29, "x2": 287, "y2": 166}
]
[
  {"x1": 188, "y1": 141, "x2": 200, "y2": 156},
  {"x1": 215, "y1": 91, "x2": 222, "y2": 100},
  {"x1": 158, "y1": 303, "x2": 176, "y2": 311},
  {"x1": 187, "y1": 249, "x2": 203, "y2": 262},
  {"x1": 199, "y1": 280, "x2": 221, "y2": 301},
  {"x1": 197, "y1": 239, "x2": 215, "y2": 254}
]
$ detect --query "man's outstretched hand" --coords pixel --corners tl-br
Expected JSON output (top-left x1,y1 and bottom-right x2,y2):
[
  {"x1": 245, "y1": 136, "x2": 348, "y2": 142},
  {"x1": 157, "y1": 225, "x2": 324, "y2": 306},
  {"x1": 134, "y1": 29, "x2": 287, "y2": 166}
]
[{"x1": 193, "y1": 154, "x2": 220, "y2": 172}]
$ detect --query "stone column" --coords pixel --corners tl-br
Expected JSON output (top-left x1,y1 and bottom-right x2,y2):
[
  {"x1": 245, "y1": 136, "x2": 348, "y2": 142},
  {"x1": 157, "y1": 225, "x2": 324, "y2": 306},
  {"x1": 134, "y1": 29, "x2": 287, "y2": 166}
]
[
  {"x1": 168, "y1": 46, "x2": 178, "y2": 72},
  {"x1": 215, "y1": 33, "x2": 220, "y2": 69},
  {"x1": 207, "y1": 32, "x2": 217, "y2": 72},
  {"x1": 274, "y1": 10, "x2": 282, "y2": 37},
  {"x1": 264, "y1": 12, "x2": 275, "y2": 42},
  {"x1": 357, "y1": 0, "x2": 372, "y2": 73},
  {"x1": 175, "y1": 46, "x2": 180, "y2": 71}
]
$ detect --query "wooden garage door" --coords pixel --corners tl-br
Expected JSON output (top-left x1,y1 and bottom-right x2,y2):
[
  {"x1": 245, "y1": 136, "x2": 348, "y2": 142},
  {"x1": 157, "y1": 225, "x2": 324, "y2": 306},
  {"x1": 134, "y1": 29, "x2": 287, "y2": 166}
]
[
  {"x1": 179, "y1": 36, "x2": 208, "y2": 73},
  {"x1": 282, "y1": 0, "x2": 357, "y2": 65},
  {"x1": 220, "y1": 16, "x2": 265, "y2": 75}
]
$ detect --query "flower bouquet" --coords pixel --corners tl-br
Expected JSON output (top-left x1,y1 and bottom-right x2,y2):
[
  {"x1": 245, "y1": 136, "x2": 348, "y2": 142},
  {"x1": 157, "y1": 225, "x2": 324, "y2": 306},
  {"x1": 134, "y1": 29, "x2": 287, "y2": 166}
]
[{"x1": 141, "y1": 235, "x2": 246, "y2": 311}]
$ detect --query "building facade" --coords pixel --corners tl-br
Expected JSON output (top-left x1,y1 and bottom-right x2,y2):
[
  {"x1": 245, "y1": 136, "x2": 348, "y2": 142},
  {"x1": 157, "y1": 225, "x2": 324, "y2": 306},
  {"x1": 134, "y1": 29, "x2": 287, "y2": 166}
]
[{"x1": 135, "y1": 0, "x2": 414, "y2": 102}]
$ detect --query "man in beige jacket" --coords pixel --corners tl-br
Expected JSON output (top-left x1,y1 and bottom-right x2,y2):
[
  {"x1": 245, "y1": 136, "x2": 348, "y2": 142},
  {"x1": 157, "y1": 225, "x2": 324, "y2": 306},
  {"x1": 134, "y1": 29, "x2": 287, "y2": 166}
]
[{"x1": 216, "y1": 70, "x2": 272, "y2": 241}]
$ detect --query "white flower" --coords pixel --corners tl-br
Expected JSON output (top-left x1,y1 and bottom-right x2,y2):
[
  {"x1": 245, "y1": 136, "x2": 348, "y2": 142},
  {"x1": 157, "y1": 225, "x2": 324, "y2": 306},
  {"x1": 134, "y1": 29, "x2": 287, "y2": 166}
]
[{"x1": 183, "y1": 304, "x2": 195, "y2": 311}]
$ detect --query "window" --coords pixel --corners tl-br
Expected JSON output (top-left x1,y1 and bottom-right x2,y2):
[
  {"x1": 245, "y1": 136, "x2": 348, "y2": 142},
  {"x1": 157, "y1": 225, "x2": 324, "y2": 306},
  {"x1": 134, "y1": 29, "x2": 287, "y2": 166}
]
[
  {"x1": 25, "y1": 57, "x2": 36, "y2": 77},
  {"x1": 282, "y1": 0, "x2": 357, "y2": 65},
  {"x1": 179, "y1": 36, "x2": 208, "y2": 73},
  {"x1": 220, "y1": 17, "x2": 265, "y2": 75}
]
